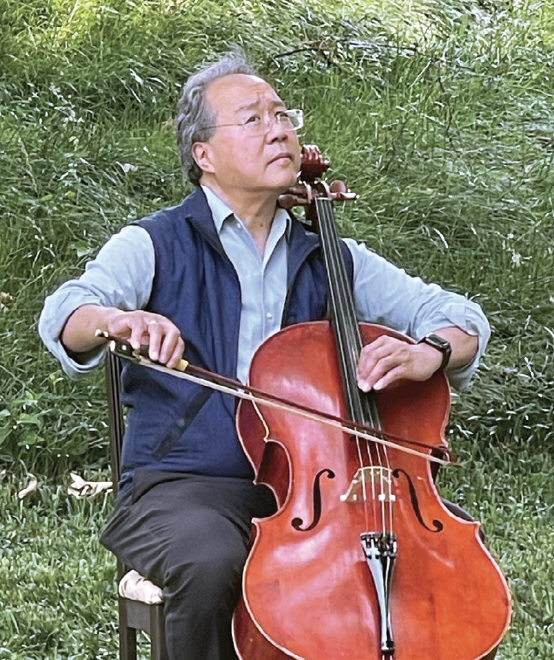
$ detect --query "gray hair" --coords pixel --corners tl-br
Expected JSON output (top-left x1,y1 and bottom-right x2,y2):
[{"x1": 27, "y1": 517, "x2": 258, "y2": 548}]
[{"x1": 175, "y1": 53, "x2": 260, "y2": 186}]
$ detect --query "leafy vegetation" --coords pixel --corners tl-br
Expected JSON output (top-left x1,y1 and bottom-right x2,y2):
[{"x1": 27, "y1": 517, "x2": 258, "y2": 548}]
[{"x1": 1, "y1": 0, "x2": 553, "y2": 657}]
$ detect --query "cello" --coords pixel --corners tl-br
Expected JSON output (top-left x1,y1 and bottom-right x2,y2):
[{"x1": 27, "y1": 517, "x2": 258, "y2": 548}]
[{"x1": 232, "y1": 147, "x2": 512, "y2": 659}]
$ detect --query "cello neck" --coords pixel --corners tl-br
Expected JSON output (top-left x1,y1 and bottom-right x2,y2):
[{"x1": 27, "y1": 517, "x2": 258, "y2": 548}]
[{"x1": 314, "y1": 196, "x2": 381, "y2": 430}]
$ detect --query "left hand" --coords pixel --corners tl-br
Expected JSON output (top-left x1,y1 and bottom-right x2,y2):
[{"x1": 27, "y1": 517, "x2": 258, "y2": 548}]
[{"x1": 356, "y1": 335, "x2": 443, "y2": 392}]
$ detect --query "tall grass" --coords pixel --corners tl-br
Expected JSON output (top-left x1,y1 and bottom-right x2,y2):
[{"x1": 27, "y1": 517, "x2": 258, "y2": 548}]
[{"x1": 1, "y1": 0, "x2": 554, "y2": 656}]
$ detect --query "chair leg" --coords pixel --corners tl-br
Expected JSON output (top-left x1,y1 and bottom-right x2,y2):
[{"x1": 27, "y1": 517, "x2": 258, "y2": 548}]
[
  {"x1": 149, "y1": 604, "x2": 169, "y2": 660},
  {"x1": 119, "y1": 598, "x2": 138, "y2": 660}
]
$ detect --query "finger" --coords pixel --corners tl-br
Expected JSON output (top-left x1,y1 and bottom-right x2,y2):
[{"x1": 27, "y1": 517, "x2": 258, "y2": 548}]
[
  {"x1": 146, "y1": 320, "x2": 163, "y2": 361},
  {"x1": 358, "y1": 353, "x2": 405, "y2": 392},
  {"x1": 357, "y1": 344, "x2": 384, "y2": 380},
  {"x1": 373, "y1": 365, "x2": 405, "y2": 391},
  {"x1": 108, "y1": 312, "x2": 143, "y2": 348},
  {"x1": 357, "y1": 338, "x2": 402, "y2": 382},
  {"x1": 158, "y1": 325, "x2": 182, "y2": 365},
  {"x1": 167, "y1": 337, "x2": 186, "y2": 369}
]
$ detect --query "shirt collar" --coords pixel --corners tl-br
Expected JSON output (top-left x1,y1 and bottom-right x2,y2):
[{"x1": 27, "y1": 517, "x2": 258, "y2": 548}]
[{"x1": 200, "y1": 184, "x2": 291, "y2": 238}]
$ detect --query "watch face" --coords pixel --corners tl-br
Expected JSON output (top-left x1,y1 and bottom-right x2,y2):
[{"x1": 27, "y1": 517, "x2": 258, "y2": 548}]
[
  {"x1": 420, "y1": 334, "x2": 452, "y2": 370},
  {"x1": 428, "y1": 335, "x2": 450, "y2": 351}
]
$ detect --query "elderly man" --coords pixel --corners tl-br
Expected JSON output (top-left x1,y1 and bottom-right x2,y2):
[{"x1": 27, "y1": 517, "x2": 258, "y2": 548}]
[{"x1": 40, "y1": 54, "x2": 489, "y2": 660}]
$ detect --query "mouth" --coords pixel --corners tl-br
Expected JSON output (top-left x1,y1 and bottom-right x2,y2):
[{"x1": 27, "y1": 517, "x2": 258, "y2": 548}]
[{"x1": 268, "y1": 153, "x2": 293, "y2": 165}]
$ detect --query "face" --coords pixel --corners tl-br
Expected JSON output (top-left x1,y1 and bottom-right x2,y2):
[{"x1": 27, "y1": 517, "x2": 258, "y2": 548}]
[{"x1": 193, "y1": 74, "x2": 301, "y2": 196}]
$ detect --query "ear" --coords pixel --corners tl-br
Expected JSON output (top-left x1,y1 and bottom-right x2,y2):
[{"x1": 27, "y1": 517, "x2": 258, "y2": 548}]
[{"x1": 192, "y1": 142, "x2": 215, "y2": 175}]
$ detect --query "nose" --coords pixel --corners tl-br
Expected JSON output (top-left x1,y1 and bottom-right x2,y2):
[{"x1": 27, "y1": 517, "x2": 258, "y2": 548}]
[{"x1": 265, "y1": 117, "x2": 288, "y2": 143}]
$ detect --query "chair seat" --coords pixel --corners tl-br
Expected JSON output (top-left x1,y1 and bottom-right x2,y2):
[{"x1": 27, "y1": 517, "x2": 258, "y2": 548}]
[{"x1": 119, "y1": 570, "x2": 164, "y2": 605}]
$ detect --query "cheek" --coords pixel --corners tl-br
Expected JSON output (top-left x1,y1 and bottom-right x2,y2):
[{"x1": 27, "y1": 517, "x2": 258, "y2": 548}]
[
  {"x1": 216, "y1": 144, "x2": 254, "y2": 179},
  {"x1": 290, "y1": 143, "x2": 302, "y2": 171},
  {"x1": 240, "y1": 145, "x2": 266, "y2": 174}
]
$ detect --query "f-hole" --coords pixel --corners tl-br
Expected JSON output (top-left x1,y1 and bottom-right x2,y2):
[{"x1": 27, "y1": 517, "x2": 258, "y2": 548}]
[
  {"x1": 291, "y1": 468, "x2": 336, "y2": 532},
  {"x1": 393, "y1": 468, "x2": 444, "y2": 533}
]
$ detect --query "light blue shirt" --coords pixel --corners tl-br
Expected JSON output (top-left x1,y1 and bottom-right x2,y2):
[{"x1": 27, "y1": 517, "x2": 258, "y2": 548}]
[
  {"x1": 203, "y1": 186, "x2": 290, "y2": 383},
  {"x1": 39, "y1": 186, "x2": 490, "y2": 389}
]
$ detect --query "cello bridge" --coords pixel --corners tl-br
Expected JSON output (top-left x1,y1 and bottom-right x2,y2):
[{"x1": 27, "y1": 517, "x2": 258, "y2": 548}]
[{"x1": 340, "y1": 467, "x2": 396, "y2": 503}]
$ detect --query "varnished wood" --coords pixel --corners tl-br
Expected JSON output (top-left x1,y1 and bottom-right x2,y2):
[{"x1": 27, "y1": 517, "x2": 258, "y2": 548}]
[{"x1": 234, "y1": 322, "x2": 511, "y2": 660}]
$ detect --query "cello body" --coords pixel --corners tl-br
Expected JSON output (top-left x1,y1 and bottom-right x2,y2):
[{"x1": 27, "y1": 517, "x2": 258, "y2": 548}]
[{"x1": 233, "y1": 321, "x2": 511, "y2": 660}]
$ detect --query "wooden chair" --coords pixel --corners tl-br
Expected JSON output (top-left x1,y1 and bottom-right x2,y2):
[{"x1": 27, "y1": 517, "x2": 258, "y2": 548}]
[{"x1": 105, "y1": 350, "x2": 169, "y2": 660}]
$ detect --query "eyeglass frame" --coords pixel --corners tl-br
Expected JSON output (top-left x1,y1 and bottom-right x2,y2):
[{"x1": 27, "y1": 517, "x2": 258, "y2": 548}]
[{"x1": 201, "y1": 109, "x2": 304, "y2": 135}]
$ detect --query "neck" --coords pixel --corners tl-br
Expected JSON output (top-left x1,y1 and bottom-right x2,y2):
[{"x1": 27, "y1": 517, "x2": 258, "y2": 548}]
[{"x1": 201, "y1": 179, "x2": 280, "y2": 254}]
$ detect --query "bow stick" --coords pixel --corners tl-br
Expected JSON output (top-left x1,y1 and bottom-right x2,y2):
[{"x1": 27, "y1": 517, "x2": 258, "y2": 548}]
[{"x1": 97, "y1": 330, "x2": 455, "y2": 467}]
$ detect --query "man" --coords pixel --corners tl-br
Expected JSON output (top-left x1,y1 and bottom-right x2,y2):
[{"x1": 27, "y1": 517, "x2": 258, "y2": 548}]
[{"x1": 40, "y1": 53, "x2": 489, "y2": 660}]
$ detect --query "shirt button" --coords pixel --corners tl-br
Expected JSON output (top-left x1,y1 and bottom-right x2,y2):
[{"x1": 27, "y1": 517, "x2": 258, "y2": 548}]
[{"x1": 266, "y1": 312, "x2": 273, "y2": 320}]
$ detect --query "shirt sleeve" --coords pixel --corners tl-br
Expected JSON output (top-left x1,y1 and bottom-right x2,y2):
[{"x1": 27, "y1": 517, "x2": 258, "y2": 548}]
[
  {"x1": 38, "y1": 225, "x2": 155, "y2": 379},
  {"x1": 344, "y1": 238, "x2": 490, "y2": 390}
]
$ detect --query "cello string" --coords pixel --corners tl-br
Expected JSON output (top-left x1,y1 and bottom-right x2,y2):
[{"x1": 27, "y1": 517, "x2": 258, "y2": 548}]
[
  {"x1": 314, "y1": 198, "x2": 371, "y2": 525},
  {"x1": 318, "y1": 199, "x2": 374, "y2": 527},
  {"x1": 316, "y1": 197, "x2": 396, "y2": 537},
  {"x1": 320, "y1": 200, "x2": 391, "y2": 525},
  {"x1": 316, "y1": 200, "x2": 364, "y2": 420},
  {"x1": 317, "y1": 197, "x2": 381, "y2": 528},
  {"x1": 316, "y1": 197, "x2": 382, "y2": 529},
  {"x1": 321, "y1": 197, "x2": 384, "y2": 529}
]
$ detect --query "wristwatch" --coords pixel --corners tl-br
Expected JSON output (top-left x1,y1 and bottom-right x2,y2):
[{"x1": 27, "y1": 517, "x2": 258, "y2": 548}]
[{"x1": 417, "y1": 334, "x2": 452, "y2": 372}]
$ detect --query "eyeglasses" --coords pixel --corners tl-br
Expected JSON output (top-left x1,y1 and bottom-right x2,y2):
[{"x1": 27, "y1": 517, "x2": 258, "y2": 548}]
[{"x1": 204, "y1": 109, "x2": 304, "y2": 136}]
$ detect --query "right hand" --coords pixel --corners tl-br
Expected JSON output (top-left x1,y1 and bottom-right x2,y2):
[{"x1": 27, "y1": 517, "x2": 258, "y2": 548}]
[{"x1": 104, "y1": 310, "x2": 185, "y2": 369}]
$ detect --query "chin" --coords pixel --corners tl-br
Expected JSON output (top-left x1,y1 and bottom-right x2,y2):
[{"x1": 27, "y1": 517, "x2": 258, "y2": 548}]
[
  {"x1": 274, "y1": 177, "x2": 297, "y2": 195},
  {"x1": 269, "y1": 157, "x2": 299, "y2": 180},
  {"x1": 281, "y1": 165, "x2": 300, "y2": 188}
]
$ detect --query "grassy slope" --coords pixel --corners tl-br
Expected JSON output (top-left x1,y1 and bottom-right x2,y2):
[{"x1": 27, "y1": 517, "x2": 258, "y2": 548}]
[{"x1": 1, "y1": 0, "x2": 554, "y2": 656}]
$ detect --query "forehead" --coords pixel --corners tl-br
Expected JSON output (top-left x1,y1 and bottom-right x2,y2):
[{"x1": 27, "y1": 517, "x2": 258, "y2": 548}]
[{"x1": 205, "y1": 74, "x2": 284, "y2": 116}]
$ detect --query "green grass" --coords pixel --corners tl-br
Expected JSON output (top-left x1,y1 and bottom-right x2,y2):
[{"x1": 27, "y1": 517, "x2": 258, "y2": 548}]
[
  {"x1": 0, "y1": 476, "x2": 118, "y2": 659},
  {"x1": 1, "y1": 0, "x2": 554, "y2": 656}
]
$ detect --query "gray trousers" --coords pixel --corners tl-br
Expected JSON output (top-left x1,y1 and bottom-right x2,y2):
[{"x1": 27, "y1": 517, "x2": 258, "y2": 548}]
[{"x1": 100, "y1": 469, "x2": 276, "y2": 660}]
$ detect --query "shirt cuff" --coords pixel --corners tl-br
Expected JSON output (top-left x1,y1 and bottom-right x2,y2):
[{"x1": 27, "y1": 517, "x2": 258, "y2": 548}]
[
  {"x1": 415, "y1": 301, "x2": 490, "y2": 390},
  {"x1": 38, "y1": 292, "x2": 107, "y2": 379}
]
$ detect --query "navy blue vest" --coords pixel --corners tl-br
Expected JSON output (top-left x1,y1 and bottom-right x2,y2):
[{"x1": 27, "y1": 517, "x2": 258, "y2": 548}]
[{"x1": 119, "y1": 187, "x2": 353, "y2": 489}]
